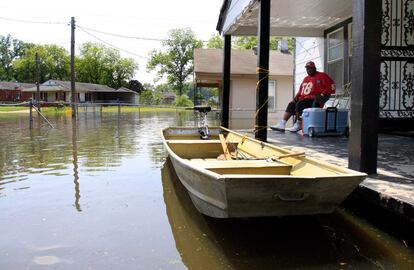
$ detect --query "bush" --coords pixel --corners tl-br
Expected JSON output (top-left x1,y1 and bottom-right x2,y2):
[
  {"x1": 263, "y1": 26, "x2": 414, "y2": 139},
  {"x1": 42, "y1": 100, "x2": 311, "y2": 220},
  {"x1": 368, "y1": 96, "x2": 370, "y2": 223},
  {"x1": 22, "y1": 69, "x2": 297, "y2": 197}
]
[
  {"x1": 174, "y1": 95, "x2": 193, "y2": 107},
  {"x1": 206, "y1": 97, "x2": 219, "y2": 108}
]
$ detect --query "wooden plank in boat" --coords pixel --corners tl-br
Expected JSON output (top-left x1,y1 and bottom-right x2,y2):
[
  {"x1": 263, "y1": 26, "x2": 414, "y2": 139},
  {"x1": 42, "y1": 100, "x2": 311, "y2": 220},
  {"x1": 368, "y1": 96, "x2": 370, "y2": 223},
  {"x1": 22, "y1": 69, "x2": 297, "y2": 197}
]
[{"x1": 189, "y1": 159, "x2": 292, "y2": 175}]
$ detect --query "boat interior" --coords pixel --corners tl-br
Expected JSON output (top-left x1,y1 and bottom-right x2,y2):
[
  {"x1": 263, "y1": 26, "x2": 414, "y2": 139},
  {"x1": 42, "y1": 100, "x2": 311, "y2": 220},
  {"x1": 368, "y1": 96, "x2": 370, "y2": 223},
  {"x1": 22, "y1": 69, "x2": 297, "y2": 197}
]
[{"x1": 163, "y1": 128, "x2": 353, "y2": 177}]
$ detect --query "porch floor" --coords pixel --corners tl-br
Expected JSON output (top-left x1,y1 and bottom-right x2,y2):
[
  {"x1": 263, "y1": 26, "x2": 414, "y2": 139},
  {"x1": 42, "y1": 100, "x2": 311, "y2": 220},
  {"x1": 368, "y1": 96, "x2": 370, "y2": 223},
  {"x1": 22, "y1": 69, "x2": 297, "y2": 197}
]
[{"x1": 259, "y1": 129, "x2": 414, "y2": 220}]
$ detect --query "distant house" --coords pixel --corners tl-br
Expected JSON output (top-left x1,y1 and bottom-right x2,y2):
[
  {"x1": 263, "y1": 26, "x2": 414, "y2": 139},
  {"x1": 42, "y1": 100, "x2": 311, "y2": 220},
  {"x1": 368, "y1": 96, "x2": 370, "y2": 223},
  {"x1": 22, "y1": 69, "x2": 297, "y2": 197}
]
[
  {"x1": 0, "y1": 82, "x2": 35, "y2": 102},
  {"x1": 117, "y1": 87, "x2": 139, "y2": 104},
  {"x1": 22, "y1": 80, "x2": 138, "y2": 104},
  {"x1": 161, "y1": 92, "x2": 176, "y2": 105},
  {"x1": 194, "y1": 48, "x2": 293, "y2": 129}
]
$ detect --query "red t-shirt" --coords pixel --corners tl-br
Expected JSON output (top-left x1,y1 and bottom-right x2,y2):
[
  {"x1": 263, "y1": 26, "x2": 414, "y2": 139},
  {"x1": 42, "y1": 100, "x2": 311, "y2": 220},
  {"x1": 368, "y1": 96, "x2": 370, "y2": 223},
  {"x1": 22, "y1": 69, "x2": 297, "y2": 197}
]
[{"x1": 295, "y1": 71, "x2": 336, "y2": 101}]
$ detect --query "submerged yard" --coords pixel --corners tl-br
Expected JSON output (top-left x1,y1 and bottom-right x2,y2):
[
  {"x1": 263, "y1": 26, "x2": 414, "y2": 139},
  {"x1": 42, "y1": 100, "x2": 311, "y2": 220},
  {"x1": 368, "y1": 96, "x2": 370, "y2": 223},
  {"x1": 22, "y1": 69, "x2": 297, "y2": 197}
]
[{"x1": 0, "y1": 109, "x2": 413, "y2": 269}]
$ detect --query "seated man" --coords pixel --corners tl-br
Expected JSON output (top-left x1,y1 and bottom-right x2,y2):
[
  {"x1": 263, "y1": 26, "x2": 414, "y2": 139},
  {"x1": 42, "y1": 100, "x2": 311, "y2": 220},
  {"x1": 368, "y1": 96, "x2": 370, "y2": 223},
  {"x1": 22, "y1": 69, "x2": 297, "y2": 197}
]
[{"x1": 273, "y1": 61, "x2": 336, "y2": 132}]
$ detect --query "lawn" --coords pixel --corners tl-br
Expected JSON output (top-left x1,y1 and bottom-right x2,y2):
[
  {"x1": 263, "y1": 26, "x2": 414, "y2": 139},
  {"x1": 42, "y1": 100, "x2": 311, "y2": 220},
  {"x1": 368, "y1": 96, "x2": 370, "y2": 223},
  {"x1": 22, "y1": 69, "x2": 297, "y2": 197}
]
[
  {"x1": 0, "y1": 106, "x2": 29, "y2": 112},
  {"x1": 0, "y1": 105, "x2": 189, "y2": 114},
  {"x1": 100, "y1": 105, "x2": 187, "y2": 113}
]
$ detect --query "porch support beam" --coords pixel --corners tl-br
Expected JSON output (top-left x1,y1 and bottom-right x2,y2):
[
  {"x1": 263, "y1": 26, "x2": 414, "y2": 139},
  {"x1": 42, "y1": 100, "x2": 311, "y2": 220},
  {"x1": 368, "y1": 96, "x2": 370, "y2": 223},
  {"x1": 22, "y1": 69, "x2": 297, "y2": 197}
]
[
  {"x1": 348, "y1": 0, "x2": 382, "y2": 174},
  {"x1": 255, "y1": 0, "x2": 270, "y2": 141},
  {"x1": 221, "y1": 35, "x2": 231, "y2": 128}
]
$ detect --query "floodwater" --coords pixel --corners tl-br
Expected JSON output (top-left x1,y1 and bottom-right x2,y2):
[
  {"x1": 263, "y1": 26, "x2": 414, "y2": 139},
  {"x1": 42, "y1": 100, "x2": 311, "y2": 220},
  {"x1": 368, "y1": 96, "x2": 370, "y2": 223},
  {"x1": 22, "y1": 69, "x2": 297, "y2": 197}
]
[{"x1": 0, "y1": 110, "x2": 413, "y2": 270}]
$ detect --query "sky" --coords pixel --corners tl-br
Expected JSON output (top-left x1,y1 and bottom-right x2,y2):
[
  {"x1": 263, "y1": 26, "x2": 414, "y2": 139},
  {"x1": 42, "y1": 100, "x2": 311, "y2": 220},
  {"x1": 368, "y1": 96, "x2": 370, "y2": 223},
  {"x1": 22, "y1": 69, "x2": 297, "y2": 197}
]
[{"x1": 0, "y1": 0, "x2": 224, "y2": 84}]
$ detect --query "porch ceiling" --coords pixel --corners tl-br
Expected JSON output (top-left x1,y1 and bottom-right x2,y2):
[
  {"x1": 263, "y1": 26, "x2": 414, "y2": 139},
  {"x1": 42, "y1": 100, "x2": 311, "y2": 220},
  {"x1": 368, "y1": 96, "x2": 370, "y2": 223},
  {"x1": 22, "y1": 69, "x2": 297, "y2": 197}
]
[{"x1": 219, "y1": 0, "x2": 352, "y2": 37}]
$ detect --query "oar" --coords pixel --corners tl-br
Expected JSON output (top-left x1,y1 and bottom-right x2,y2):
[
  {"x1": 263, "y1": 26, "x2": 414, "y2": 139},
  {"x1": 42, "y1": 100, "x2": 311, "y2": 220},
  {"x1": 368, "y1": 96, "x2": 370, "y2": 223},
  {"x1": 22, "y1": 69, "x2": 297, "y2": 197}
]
[
  {"x1": 272, "y1": 152, "x2": 305, "y2": 160},
  {"x1": 219, "y1": 134, "x2": 232, "y2": 160}
]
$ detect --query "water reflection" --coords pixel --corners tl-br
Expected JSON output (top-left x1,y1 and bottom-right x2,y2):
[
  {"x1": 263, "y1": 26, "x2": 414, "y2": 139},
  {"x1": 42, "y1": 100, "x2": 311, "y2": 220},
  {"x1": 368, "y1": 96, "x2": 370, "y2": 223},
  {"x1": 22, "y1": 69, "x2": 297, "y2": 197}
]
[
  {"x1": 72, "y1": 118, "x2": 81, "y2": 212},
  {"x1": 162, "y1": 158, "x2": 414, "y2": 270},
  {"x1": 0, "y1": 110, "x2": 212, "y2": 199}
]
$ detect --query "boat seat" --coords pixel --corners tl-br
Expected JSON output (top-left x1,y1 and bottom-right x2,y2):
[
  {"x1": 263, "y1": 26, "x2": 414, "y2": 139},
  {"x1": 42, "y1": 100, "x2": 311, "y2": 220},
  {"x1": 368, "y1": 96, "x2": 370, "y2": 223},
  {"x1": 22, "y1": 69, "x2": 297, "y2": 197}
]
[{"x1": 189, "y1": 159, "x2": 292, "y2": 175}]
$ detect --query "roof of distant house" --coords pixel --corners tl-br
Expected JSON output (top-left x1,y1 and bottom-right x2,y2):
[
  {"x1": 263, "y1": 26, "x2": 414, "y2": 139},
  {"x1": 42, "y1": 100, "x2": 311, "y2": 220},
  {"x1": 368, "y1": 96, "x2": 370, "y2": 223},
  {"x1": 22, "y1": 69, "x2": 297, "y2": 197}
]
[
  {"x1": 116, "y1": 87, "x2": 137, "y2": 94},
  {"x1": 0, "y1": 81, "x2": 36, "y2": 90},
  {"x1": 161, "y1": 92, "x2": 176, "y2": 99},
  {"x1": 22, "y1": 80, "x2": 136, "y2": 94},
  {"x1": 194, "y1": 49, "x2": 293, "y2": 76}
]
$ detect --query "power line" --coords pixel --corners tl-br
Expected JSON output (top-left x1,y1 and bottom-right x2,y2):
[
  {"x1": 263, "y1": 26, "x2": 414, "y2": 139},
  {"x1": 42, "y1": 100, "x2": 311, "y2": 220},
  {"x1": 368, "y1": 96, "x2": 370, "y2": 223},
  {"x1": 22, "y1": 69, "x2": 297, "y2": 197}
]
[
  {"x1": 77, "y1": 24, "x2": 210, "y2": 43},
  {"x1": 0, "y1": 16, "x2": 67, "y2": 25},
  {"x1": 0, "y1": 15, "x2": 212, "y2": 44},
  {"x1": 77, "y1": 25, "x2": 167, "y2": 42},
  {"x1": 77, "y1": 26, "x2": 147, "y2": 59}
]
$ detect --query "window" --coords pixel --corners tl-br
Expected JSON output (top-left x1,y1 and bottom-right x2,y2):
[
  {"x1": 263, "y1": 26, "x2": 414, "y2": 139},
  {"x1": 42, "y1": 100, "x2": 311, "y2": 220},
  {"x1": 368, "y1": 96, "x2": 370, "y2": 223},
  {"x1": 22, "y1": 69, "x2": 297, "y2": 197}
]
[
  {"x1": 327, "y1": 28, "x2": 344, "y2": 93},
  {"x1": 348, "y1": 23, "x2": 353, "y2": 84},
  {"x1": 268, "y1": 80, "x2": 276, "y2": 112},
  {"x1": 85, "y1": 92, "x2": 91, "y2": 102},
  {"x1": 40, "y1": 92, "x2": 47, "y2": 101},
  {"x1": 325, "y1": 20, "x2": 353, "y2": 95}
]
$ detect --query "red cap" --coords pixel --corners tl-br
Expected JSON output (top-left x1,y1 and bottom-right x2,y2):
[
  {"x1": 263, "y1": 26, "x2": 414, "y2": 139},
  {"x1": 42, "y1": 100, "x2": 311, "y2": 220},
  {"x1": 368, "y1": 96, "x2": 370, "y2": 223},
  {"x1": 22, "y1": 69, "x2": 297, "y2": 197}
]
[{"x1": 305, "y1": 61, "x2": 316, "y2": 68}]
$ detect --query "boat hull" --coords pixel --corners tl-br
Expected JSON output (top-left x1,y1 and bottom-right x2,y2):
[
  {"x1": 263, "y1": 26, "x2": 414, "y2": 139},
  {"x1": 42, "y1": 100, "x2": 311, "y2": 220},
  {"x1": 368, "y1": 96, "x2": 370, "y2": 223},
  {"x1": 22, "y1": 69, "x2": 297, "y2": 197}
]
[{"x1": 162, "y1": 127, "x2": 366, "y2": 218}]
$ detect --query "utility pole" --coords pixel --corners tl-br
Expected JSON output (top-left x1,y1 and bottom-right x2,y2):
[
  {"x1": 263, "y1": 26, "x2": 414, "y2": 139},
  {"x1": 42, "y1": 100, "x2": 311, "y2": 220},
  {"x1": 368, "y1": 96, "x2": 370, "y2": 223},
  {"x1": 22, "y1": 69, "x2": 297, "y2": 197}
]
[
  {"x1": 35, "y1": 52, "x2": 41, "y2": 111},
  {"x1": 70, "y1": 16, "x2": 77, "y2": 118}
]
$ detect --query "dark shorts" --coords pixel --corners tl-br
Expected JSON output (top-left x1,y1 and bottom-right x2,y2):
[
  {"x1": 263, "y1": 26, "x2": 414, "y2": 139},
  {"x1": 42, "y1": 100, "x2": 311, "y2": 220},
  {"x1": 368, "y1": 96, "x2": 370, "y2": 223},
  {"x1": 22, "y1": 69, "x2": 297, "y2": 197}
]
[{"x1": 286, "y1": 98, "x2": 325, "y2": 117}]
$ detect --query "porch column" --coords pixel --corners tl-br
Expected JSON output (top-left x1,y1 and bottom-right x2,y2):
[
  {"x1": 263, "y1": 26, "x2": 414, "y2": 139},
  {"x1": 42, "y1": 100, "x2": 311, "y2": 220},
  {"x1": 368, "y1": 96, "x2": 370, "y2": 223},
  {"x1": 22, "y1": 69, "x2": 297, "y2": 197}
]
[
  {"x1": 255, "y1": 0, "x2": 270, "y2": 141},
  {"x1": 221, "y1": 34, "x2": 231, "y2": 128},
  {"x1": 348, "y1": 0, "x2": 382, "y2": 174}
]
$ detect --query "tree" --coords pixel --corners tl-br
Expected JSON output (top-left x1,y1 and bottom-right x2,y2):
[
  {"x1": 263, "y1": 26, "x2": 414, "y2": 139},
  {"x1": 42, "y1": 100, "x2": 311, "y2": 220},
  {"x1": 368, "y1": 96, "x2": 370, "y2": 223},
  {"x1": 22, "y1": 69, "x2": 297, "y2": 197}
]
[
  {"x1": 206, "y1": 34, "x2": 223, "y2": 49},
  {"x1": 13, "y1": 44, "x2": 70, "y2": 83},
  {"x1": 233, "y1": 36, "x2": 260, "y2": 50},
  {"x1": 233, "y1": 36, "x2": 294, "y2": 52},
  {"x1": 174, "y1": 95, "x2": 193, "y2": 107},
  {"x1": 76, "y1": 42, "x2": 138, "y2": 88},
  {"x1": 140, "y1": 83, "x2": 162, "y2": 105},
  {"x1": 111, "y1": 58, "x2": 137, "y2": 89},
  {"x1": 140, "y1": 89, "x2": 154, "y2": 105},
  {"x1": 0, "y1": 34, "x2": 30, "y2": 81},
  {"x1": 147, "y1": 28, "x2": 203, "y2": 96},
  {"x1": 129, "y1": 80, "x2": 144, "y2": 93},
  {"x1": 188, "y1": 85, "x2": 218, "y2": 105},
  {"x1": 155, "y1": 83, "x2": 172, "y2": 93},
  {"x1": 76, "y1": 43, "x2": 105, "y2": 84}
]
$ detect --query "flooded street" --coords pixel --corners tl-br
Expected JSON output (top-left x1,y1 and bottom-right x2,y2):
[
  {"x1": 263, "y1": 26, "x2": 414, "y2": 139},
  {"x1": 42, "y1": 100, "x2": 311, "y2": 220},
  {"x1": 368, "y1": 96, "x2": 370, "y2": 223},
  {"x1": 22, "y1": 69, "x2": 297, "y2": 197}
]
[{"x1": 0, "y1": 110, "x2": 413, "y2": 269}]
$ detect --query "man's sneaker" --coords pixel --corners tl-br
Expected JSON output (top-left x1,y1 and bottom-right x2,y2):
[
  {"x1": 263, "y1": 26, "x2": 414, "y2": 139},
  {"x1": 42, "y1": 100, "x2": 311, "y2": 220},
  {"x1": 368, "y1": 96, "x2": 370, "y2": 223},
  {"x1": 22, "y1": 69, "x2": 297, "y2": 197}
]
[
  {"x1": 287, "y1": 121, "x2": 302, "y2": 133},
  {"x1": 270, "y1": 121, "x2": 286, "y2": 132}
]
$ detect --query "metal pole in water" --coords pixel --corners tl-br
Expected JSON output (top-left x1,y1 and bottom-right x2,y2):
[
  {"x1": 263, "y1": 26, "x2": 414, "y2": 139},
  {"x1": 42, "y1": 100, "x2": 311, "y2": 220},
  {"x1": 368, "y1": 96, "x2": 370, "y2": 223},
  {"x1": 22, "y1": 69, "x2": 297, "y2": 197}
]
[
  {"x1": 29, "y1": 100, "x2": 33, "y2": 129},
  {"x1": 70, "y1": 16, "x2": 77, "y2": 119},
  {"x1": 35, "y1": 53, "x2": 41, "y2": 112},
  {"x1": 32, "y1": 106, "x2": 55, "y2": 129}
]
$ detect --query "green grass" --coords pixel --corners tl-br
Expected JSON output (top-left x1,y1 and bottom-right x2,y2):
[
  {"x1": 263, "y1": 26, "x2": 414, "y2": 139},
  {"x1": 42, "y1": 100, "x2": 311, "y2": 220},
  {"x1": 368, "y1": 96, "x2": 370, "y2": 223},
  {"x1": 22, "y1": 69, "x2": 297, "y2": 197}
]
[
  {"x1": 0, "y1": 106, "x2": 68, "y2": 113},
  {"x1": 100, "y1": 106, "x2": 188, "y2": 113},
  {"x1": 0, "y1": 105, "x2": 190, "y2": 115},
  {"x1": 0, "y1": 106, "x2": 29, "y2": 112}
]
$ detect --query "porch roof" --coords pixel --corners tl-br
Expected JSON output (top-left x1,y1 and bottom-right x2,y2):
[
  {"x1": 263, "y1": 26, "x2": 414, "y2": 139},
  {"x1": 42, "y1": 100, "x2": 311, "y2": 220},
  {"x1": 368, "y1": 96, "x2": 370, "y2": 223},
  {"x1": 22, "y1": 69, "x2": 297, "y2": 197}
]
[
  {"x1": 194, "y1": 48, "x2": 293, "y2": 76},
  {"x1": 194, "y1": 48, "x2": 293, "y2": 88},
  {"x1": 217, "y1": 0, "x2": 352, "y2": 37}
]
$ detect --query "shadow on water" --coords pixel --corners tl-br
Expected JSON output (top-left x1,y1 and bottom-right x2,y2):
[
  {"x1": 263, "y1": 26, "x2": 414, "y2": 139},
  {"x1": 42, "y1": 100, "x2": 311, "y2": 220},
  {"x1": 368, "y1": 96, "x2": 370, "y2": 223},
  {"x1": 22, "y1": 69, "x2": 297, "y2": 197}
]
[{"x1": 162, "y1": 158, "x2": 414, "y2": 270}]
